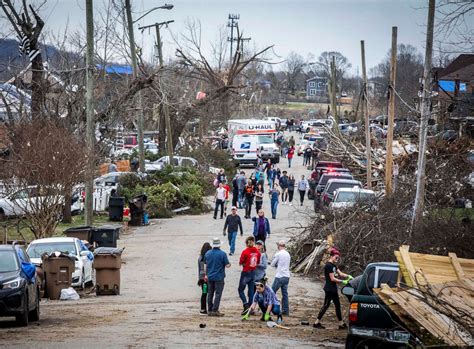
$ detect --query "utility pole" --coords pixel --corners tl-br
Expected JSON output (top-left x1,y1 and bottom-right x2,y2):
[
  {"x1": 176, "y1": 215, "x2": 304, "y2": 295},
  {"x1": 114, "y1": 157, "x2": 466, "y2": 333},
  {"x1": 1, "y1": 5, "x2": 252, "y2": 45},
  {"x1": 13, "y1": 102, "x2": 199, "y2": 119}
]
[
  {"x1": 124, "y1": 0, "x2": 145, "y2": 172},
  {"x1": 412, "y1": 0, "x2": 436, "y2": 228},
  {"x1": 85, "y1": 0, "x2": 95, "y2": 226},
  {"x1": 361, "y1": 40, "x2": 372, "y2": 189},
  {"x1": 385, "y1": 26, "x2": 398, "y2": 196},
  {"x1": 330, "y1": 56, "x2": 338, "y2": 125},
  {"x1": 139, "y1": 20, "x2": 174, "y2": 164},
  {"x1": 239, "y1": 37, "x2": 251, "y2": 56},
  {"x1": 227, "y1": 14, "x2": 239, "y2": 64}
]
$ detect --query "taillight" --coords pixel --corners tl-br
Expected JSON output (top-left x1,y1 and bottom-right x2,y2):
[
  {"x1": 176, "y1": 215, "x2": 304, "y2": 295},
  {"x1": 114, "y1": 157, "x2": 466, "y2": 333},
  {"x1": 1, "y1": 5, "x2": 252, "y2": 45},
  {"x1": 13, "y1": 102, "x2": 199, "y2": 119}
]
[{"x1": 349, "y1": 303, "x2": 358, "y2": 322}]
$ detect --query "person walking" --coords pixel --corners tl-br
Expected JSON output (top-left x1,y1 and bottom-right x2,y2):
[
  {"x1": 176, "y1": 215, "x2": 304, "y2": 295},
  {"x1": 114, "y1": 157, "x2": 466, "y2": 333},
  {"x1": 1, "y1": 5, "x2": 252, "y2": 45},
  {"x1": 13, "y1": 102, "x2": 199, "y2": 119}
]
[
  {"x1": 237, "y1": 171, "x2": 247, "y2": 209},
  {"x1": 303, "y1": 144, "x2": 312, "y2": 167},
  {"x1": 198, "y1": 242, "x2": 212, "y2": 315},
  {"x1": 269, "y1": 184, "x2": 280, "y2": 219},
  {"x1": 244, "y1": 182, "x2": 255, "y2": 219},
  {"x1": 287, "y1": 146, "x2": 295, "y2": 168},
  {"x1": 238, "y1": 236, "x2": 261, "y2": 314},
  {"x1": 252, "y1": 209, "x2": 271, "y2": 246},
  {"x1": 279, "y1": 171, "x2": 289, "y2": 204},
  {"x1": 267, "y1": 165, "x2": 276, "y2": 189},
  {"x1": 204, "y1": 238, "x2": 231, "y2": 317},
  {"x1": 231, "y1": 174, "x2": 239, "y2": 208},
  {"x1": 311, "y1": 145, "x2": 319, "y2": 169},
  {"x1": 255, "y1": 240, "x2": 267, "y2": 282},
  {"x1": 217, "y1": 169, "x2": 226, "y2": 184},
  {"x1": 271, "y1": 240, "x2": 291, "y2": 316},
  {"x1": 298, "y1": 175, "x2": 309, "y2": 206},
  {"x1": 223, "y1": 206, "x2": 243, "y2": 256},
  {"x1": 287, "y1": 175, "x2": 296, "y2": 206},
  {"x1": 222, "y1": 180, "x2": 231, "y2": 216},
  {"x1": 243, "y1": 280, "x2": 283, "y2": 323},
  {"x1": 288, "y1": 135, "x2": 295, "y2": 148},
  {"x1": 213, "y1": 182, "x2": 226, "y2": 219},
  {"x1": 255, "y1": 183, "x2": 264, "y2": 214},
  {"x1": 313, "y1": 248, "x2": 352, "y2": 329}
]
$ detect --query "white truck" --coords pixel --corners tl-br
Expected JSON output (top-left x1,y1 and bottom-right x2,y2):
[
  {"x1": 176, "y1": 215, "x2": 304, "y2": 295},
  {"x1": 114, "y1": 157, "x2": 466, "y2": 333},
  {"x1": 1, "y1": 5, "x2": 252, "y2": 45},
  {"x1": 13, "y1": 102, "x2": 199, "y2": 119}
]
[{"x1": 228, "y1": 119, "x2": 280, "y2": 164}]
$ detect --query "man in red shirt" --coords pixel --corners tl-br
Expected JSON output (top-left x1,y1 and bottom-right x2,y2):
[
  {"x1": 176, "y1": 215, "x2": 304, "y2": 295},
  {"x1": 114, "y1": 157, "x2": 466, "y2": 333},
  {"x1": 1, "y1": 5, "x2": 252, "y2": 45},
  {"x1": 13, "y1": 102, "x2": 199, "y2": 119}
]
[{"x1": 238, "y1": 236, "x2": 261, "y2": 314}]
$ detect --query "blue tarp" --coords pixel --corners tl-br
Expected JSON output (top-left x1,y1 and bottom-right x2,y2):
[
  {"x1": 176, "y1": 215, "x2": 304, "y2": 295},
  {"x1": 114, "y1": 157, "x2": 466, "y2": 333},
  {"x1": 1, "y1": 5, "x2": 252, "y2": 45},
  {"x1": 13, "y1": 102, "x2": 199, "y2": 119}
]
[
  {"x1": 16, "y1": 247, "x2": 36, "y2": 282},
  {"x1": 79, "y1": 240, "x2": 94, "y2": 261},
  {"x1": 96, "y1": 64, "x2": 133, "y2": 75},
  {"x1": 439, "y1": 80, "x2": 467, "y2": 93}
]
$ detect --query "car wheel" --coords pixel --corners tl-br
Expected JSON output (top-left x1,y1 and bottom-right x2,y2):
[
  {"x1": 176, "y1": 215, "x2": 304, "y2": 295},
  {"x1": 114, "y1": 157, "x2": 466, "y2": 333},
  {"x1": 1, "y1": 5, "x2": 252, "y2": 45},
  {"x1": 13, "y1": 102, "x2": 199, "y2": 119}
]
[
  {"x1": 29, "y1": 289, "x2": 40, "y2": 322},
  {"x1": 16, "y1": 293, "x2": 29, "y2": 327},
  {"x1": 0, "y1": 209, "x2": 6, "y2": 221}
]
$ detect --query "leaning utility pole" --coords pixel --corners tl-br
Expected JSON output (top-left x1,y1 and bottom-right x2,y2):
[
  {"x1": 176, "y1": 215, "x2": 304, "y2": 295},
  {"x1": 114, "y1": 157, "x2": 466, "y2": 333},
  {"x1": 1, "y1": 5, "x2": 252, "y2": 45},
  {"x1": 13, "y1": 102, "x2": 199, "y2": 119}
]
[
  {"x1": 139, "y1": 20, "x2": 175, "y2": 164},
  {"x1": 361, "y1": 40, "x2": 372, "y2": 189},
  {"x1": 412, "y1": 0, "x2": 436, "y2": 228},
  {"x1": 125, "y1": 0, "x2": 145, "y2": 172},
  {"x1": 227, "y1": 14, "x2": 239, "y2": 63},
  {"x1": 385, "y1": 26, "x2": 398, "y2": 196},
  {"x1": 84, "y1": 0, "x2": 95, "y2": 226},
  {"x1": 330, "y1": 56, "x2": 338, "y2": 124}
]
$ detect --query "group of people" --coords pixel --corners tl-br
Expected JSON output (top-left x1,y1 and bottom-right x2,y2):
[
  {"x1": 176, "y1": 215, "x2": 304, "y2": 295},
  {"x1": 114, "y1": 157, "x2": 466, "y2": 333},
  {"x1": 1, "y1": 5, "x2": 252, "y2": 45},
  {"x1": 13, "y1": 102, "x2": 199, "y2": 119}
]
[{"x1": 197, "y1": 231, "x2": 291, "y2": 324}]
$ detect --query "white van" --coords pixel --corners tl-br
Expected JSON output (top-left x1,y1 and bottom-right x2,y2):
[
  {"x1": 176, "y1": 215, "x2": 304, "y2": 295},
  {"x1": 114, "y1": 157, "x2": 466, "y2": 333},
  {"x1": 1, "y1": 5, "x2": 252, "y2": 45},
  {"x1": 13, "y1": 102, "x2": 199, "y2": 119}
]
[{"x1": 232, "y1": 135, "x2": 259, "y2": 166}]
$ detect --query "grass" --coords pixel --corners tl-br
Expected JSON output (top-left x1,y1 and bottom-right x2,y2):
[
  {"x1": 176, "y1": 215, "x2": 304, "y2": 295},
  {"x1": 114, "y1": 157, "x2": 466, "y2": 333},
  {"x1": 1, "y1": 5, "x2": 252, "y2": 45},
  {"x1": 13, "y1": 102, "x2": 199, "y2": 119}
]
[
  {"x1": 2, "y1": 214, "x2": 111, "y2": 243},
  {"x1": 430, "y1": 207, "x2": 474, "y2": 221}
]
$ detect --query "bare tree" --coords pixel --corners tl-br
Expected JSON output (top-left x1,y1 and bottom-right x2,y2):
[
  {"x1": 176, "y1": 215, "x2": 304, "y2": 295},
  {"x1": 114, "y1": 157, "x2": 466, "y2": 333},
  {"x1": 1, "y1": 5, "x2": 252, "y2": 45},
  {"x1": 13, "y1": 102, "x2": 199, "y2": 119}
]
[
  {"x1": 284, "y1": 51, "x2": 306, "y2": 95},
  {"x1": 436, "y1": 0, "x2": 474, "y2": 53}
]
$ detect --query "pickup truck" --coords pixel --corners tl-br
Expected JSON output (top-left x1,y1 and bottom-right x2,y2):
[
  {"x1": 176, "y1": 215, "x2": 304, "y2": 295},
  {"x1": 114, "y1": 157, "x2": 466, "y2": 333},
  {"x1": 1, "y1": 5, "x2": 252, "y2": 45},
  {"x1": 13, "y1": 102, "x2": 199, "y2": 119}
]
[{"x1": 342, "y1": 262, "x2": 414, "y2": 348}]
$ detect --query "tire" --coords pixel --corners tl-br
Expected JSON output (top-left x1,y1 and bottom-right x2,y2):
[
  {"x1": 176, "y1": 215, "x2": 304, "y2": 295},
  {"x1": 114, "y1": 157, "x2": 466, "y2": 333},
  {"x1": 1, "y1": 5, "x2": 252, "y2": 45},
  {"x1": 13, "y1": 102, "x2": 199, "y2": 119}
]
[
  {"x1": 16, "y1": 293, "x2": 29, "y2": 327},
  {"x1": 0, "y1": 209, "x2": 6, "y2": 221},
  {"x1": 28, "y1": 289, "x2": 40, "y2": 322}
]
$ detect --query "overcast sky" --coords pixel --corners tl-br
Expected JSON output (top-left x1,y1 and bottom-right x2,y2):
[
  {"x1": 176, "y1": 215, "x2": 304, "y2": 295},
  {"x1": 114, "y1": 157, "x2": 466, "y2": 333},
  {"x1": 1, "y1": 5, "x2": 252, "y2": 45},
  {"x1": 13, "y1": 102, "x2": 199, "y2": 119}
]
[{"x1": 8, "y1": 0, "x2": 448, "y2": 74}]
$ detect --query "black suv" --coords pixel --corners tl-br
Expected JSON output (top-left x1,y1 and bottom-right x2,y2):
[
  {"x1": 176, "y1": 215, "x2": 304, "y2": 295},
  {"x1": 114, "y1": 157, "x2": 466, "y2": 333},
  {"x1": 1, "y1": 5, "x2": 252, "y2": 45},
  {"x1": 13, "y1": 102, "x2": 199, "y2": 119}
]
[{"x1": 0, "y1": 244, "x2": 40, "y2": 326}]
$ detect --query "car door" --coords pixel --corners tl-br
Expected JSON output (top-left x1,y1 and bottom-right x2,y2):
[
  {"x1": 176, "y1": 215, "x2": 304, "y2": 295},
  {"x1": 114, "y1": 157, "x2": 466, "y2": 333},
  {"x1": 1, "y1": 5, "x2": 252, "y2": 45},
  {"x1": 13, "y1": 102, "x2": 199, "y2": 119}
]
[{"x1": 16, "y1": 246, "x2": 37, "y2": 309}]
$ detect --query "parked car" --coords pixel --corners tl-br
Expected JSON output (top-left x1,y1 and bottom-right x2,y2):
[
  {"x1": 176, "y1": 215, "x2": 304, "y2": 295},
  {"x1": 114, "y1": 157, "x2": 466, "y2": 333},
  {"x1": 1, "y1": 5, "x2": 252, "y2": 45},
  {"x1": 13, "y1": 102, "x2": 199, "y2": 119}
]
[
  {"x1": 370, "y1": 124, "x2": 387, "y2": 139},
  {"x1": 145, "y1": 156, "x2": 198, "y2": 173},
  {"x1": 93, "y1": 172, "x2": 141, "y2": 187},
  {"x1": 315, "y1": 160, "x2": 344, "y2": 170},
  {"x1": 134, "y1": 142, "x2": 159, "y2": 155},
  {"x1": 342, "y1": 262, "x2": 411, "y2": 348},
  {"x1": 0, "y1": 187, "x2": 79, "y2": 221},
  {"x1": 26, "y1": 237, "x2": 94, "y2": 289},
  {"x1": 321, "y1": 179, "x2": 363, "y2": 207},
  {"x1": 330, "y1": 187, "x2": 376, "y2": 210},
  {"x1": 0, "y1": 243, "x2": 40, "y2": 326},
  {"x1": 314, "y1": 173, "x2": 354, "y2": 207}
]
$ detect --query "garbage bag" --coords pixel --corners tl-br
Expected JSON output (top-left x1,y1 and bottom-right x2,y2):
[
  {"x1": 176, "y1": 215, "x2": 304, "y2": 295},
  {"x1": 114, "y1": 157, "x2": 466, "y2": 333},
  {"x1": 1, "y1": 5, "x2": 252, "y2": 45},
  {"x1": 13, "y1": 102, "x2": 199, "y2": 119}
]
[
  {"x1": 60, "y1": 287, "x2": 80, "y2": 301},
  {"x1": 93, "y1": 247, "x2": 124, "y2": 256}
]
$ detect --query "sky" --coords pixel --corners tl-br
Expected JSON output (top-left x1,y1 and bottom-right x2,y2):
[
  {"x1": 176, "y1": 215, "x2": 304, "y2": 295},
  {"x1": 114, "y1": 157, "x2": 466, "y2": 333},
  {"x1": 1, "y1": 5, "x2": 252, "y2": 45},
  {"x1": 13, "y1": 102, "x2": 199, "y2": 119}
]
[{"x1": 2, "y1": 0, "x2": 444, "y2": 75}]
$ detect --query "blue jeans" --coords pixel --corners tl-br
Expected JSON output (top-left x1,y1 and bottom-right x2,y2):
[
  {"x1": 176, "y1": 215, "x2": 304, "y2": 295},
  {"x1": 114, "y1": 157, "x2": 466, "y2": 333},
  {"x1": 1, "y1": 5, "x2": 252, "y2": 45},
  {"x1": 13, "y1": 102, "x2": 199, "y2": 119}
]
[
  {"x1": 272, "y1": 277, "x2": 289, "y2": 315},
  {"x1": 208, "y1": 280, "x2": 225, "y2": 312},
  {"x1": 288, "y1": 158, "x2": 292, "y2": 168},
  {"x1": 227, "y1": 231, "x2": 237, "y2": 254},
  {"x1": 238, "y1": 270, "x2": 256, "y2": 307},
  {"x1": 238, "y1": 190, "x2": 244, "y2": 208},
  {"x1": 256, "y1": 295, "x2": 281, "y2": 316},
  {"x1": 271, "y1": 200, "x2": 278, "y2": 219}
]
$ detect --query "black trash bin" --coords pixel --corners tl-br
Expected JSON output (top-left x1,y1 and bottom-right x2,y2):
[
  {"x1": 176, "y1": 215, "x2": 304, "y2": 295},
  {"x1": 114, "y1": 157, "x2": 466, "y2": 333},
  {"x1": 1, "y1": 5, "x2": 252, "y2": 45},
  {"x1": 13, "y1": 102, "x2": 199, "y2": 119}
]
[
  {"x1": 64, "y1": 226, "x2": 93, "y2": 242},
  {"x1": 108, "y1": 197, "x2": 125, "y2": 222},
  {"x1": 91, "y1": 225, "x2": 121, "y2": 248},
  {"x1": 129, "y1": 194, "x2": 148, "y2": 226}
]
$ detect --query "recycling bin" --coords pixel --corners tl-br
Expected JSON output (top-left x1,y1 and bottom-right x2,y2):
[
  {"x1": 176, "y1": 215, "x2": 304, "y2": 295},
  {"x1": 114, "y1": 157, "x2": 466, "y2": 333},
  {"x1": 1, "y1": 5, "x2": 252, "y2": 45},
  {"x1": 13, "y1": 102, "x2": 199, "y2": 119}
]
[
  {"x1": 91, "y1": 225, "x2": 121, "y2": 248},
  {"x1": 108, "y1": 197, "x2": 125, "y2": 222},
  {"x1": 64, "y1": 226, "x2": 93, "y2": 242},
  {"x1": 41, "y1": 254, "x2": 75, "y2": 300},
  {"x1": 93, "y1": 247, "x2": 123, "y2": 296}
]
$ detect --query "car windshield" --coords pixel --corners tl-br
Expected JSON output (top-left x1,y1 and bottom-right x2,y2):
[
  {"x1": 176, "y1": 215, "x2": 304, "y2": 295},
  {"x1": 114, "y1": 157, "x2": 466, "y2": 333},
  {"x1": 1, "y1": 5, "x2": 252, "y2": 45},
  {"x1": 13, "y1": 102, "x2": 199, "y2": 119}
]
[
  {"x1": 320, "y1": 175, "x2": 351, "y2": 186},
  {"x1": 327, "y1": 182, "x2": 360, "y2": 194},
  {"x1": 335, "y1": 191, "x2": 375, "y2": 203},
  {"x1": 28, "y1": 242, "x2": 77, "y2": 258},
  {"x1": 258, "y1": 136, "x2": 274, "y2": 144},
  {"x1": 0, "y1": 250, "x2": 19, "y2": 272}
]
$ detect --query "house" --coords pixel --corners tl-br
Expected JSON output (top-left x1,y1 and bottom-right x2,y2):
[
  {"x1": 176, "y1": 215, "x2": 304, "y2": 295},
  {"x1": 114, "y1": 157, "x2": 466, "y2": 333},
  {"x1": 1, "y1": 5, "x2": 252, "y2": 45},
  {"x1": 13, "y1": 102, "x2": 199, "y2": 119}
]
[{"x1": 306, "y1": 76, "x2": 328, "y2": 99}]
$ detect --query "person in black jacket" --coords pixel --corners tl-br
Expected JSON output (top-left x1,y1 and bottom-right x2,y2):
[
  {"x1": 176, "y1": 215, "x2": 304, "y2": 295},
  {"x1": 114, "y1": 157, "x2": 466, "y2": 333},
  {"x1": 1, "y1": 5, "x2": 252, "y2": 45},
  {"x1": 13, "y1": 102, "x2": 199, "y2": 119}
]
[{"x1": 223, "y1": 207, "x2": 243, "y2": 256}]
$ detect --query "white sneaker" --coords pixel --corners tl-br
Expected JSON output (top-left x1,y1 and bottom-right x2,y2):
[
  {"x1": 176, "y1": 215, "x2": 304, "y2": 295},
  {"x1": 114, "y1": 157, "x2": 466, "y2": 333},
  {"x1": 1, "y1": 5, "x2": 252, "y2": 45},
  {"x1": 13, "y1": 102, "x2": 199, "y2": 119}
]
[{"x1": 289, "y1": 203, "x2": 293, "y2": 206}]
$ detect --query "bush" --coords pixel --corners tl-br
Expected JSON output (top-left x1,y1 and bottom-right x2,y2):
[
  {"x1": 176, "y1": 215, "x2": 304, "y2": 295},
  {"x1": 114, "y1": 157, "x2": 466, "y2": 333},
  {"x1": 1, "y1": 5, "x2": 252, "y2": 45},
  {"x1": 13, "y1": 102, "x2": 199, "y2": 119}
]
[{"x1": 179, "y1": 183, "x2": 204, "y2": 210}]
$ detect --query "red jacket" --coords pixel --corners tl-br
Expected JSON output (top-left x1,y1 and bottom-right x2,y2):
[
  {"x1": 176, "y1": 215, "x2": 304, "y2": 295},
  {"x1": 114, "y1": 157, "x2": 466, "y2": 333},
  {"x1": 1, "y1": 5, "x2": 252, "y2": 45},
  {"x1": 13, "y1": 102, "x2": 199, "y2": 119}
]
[
  {"x1": 288, "y1": 147, "x2": 295, "y2": 159},
  {"x1": 239, "y1": 247, "x2": 261, "y2": 272}
]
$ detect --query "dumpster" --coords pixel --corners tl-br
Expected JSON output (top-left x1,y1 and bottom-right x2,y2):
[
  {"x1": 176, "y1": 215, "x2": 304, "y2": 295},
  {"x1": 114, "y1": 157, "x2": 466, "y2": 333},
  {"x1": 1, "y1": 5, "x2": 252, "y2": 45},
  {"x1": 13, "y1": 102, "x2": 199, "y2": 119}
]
[
  {"x1": 91, "y1": 225, "x2": 121, "y2": 248},
  {"x1": 64, "y1": 226, "x2": 93, "y2": 242},
  {"x1": 129, "y1": 194, "x2": 148, "y2": 226},
  {"x1": 41, "y1": 252, "x2": 75, "y2": 300},
  {"x1": 93, "y1": 247, "x2": 124, "y2": 296},
  {"x1": 108, "y1": 197, "x2": 125, "y2": 222}
]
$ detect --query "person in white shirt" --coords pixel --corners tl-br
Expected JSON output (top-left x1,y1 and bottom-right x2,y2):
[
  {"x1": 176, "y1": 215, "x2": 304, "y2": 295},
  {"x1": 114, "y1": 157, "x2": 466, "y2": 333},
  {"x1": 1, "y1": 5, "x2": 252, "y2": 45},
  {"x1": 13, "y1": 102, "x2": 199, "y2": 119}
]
[
  {"x1": 298, "y1": 175, "x2": 309, "y2": 206},
  {"x1": 271, "y1": 240, "x2": 291, "y2": 315},
  {"x1": 214, "y1": 183, "x2": 227, "y2": 219}
]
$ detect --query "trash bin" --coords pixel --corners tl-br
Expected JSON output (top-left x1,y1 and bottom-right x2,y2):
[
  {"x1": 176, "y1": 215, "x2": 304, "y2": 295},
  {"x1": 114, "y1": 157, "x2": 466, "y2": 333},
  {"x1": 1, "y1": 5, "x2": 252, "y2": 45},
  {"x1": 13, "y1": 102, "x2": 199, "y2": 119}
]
[
  {"x1": 108, "y1": 197, "x2": 125, "y2": 222},
  {"x1": 129, "y1": 194, "x2": 148, "y2": 226},
  {"x1": 93, "y1": 247, "x2": 123, "y2": 296},
  {"x1": 91, "y1": 225, "x2": 121, "y2": 248},
  {"x1": 64, "y1": 226, "x2": 93, "y2": 242},
  {"x1": 41, "y1": 253, "x2": 75, "y2": 300}
]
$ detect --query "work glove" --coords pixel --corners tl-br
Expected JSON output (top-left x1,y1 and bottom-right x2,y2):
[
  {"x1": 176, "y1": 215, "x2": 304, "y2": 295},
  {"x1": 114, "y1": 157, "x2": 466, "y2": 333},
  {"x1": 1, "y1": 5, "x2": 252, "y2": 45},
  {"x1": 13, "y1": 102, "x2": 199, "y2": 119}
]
[
  {"x1": 342, "y1": 275, "x2": 353, "y2": 286},
  {"x1": 264, "y1": 313, "x2": 271, "y2": 321},
  {"x1": 242, "y1": 312, "x2": 250, "y2": 321}
]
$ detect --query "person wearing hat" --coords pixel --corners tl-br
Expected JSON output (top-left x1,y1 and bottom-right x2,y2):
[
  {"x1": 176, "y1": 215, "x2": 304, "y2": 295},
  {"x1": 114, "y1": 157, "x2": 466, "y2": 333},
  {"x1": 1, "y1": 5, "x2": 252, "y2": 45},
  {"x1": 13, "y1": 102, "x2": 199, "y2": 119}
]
[
  {"x1": 204, "y1": 238, "x2": 231, "y2": 317},
  {"x1": 313, "y1": 248, "x2": 352, "y2": 329},
  {"x1": 271, "y1": 240, "x2": 291, "y2": 316},
  {"x1": 223, "y1": 206, "x2": 243, "y2": 256}
]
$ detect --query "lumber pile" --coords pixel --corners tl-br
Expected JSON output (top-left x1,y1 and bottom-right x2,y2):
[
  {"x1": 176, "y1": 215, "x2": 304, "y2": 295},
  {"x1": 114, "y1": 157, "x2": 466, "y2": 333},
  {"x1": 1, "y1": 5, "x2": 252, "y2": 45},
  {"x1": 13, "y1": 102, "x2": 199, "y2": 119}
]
[{"x1": 374, "y1": 245, "x2": 474, "y2": 347}]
